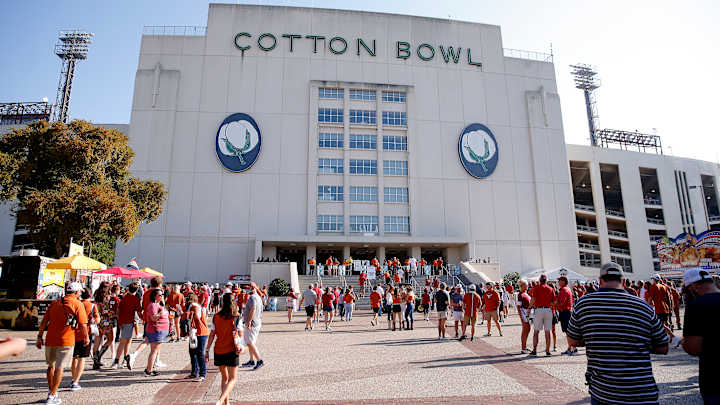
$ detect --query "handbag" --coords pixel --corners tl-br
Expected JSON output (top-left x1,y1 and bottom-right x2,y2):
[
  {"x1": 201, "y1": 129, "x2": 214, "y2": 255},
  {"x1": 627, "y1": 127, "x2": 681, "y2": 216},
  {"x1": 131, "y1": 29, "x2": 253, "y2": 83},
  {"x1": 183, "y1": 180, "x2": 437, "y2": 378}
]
[
  {"x1": 188, "y1": 327, "x2": 198, "y2": 349},
  {"x1": 233, "y1": 327, "x2": 244, "y2": 354},
  {"x1": 89, "y1": 304, "x2": 100, "y2": 337}
]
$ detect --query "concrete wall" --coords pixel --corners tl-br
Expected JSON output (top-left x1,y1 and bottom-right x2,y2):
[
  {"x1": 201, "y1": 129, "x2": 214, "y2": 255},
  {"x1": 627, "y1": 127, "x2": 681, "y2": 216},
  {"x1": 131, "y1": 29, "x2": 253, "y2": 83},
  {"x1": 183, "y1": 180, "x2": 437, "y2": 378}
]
[{"x1": 249, "y1": 261, "x2": 300, "y2": 294}]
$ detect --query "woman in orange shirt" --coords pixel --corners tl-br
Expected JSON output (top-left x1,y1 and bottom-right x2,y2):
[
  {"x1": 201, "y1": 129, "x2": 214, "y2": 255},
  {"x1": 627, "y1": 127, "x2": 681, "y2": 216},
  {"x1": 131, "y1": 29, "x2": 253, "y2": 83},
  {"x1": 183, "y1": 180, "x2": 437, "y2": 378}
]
[
  {"x1": 392, "y1": 287, "x2": 403, "y2": 331},
  {"x1": 206, "y1": 293, "x2": 247, "y2": 405},
  {"x1": 186, "y1": 293, "x2": 210, "y2": 381},
  {"x1": 343, "y1": 288, "x2": 355, "y2": 321},
  {"x1": 404, "y1": 286, "x2": 416, "y2": 330}
]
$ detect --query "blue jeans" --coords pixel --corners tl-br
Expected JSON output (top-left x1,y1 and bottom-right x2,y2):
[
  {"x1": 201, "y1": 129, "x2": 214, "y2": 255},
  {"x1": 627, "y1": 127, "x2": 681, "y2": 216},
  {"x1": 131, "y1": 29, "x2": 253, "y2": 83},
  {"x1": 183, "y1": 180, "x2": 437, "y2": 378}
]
[
  {"x1": 344, "y1": 303, "x2": 353, "y2": 321},
  {"x1": 405, "y1": 303, "x2": 414, "y2": 323},
  {"x1": 189, "y1": 335, "x2": 207, "y2": 377}
]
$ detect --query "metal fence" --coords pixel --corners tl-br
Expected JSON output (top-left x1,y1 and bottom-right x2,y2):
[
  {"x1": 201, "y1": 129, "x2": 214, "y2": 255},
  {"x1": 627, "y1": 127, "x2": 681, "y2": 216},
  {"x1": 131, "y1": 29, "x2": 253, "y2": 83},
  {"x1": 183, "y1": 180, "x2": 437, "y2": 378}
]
[
  {"x1": 143, "y1": 26, "x2": 207, "y2": 36},
  {"x1": 503, "y1": 48, "x2": 553, "y2": 63}
]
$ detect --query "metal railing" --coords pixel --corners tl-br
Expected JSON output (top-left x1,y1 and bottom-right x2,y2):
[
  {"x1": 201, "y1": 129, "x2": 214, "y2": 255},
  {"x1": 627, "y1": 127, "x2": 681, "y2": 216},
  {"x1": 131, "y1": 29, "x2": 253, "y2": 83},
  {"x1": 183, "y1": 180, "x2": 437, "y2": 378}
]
[
  {"x1": 644, "y1": 197, "x2": 662, "y2": 206},
  {"x1": 574, "y1": 203, "x2": 595, "y2": 212},
  {"x1": 608, "y1": 230, "x2": 628, "y2": 238},
  {"x1": 649, "y1": 234, "x2": 664, "y2": 242},
  {"x1": 610, "y1": 247, "x2": 631, "y2": 256},
  {"x1": 647, "y1": 217, "x2": 665, "y2": 225},
  {"x1": 578, "y1": 242, "x2": 600, "y2": 251},
  {"x1": 503, "y1": 48, "x2": 554, "y2": 63},
  {"x1": 143, "y1": 25, "x2": 207, "y2": 36},
  {"x1": 577, "y1": 224, "x2": 598, "y2": 233},
  {"x1": 605, "y1": 208, "x2": 625, "y2": 217},
  {"x1": 710, "y1": 215, "x2": 720, "y2": 223}
]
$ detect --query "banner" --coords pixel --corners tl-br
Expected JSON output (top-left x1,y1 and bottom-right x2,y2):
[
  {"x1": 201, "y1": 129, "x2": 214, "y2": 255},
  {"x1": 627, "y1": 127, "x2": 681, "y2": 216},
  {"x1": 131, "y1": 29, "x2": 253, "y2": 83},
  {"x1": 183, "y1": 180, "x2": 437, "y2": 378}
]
[
  {"x1": 657, "y1": 230, "x2": 720, "y2": 270},
  {"x1": 68, "y1": 242, "x2": 84, "y2": 256}
]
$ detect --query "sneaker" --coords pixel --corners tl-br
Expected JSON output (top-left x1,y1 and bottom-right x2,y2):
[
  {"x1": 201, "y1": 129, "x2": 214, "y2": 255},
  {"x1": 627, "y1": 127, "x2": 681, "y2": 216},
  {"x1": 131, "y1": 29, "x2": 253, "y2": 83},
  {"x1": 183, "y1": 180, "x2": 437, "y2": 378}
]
[
  {"x1": 46, "y1": 394, "x2": 62, "y2": 405},
  {"x1": 128, "y1": 353, "x2": 137, "y2": 370},
  {"x1": 70, "y1": 382, "x2": 81, "y2": 391},
  {"x1": 458, "y1": 335, "x2": 466, "y2": 341},
  {"x1": 483, "y1": 333, "x2": 491, "y2": 337},
  {"x1": 562, "y1": 349, "x2": 574, "y2": 355},
  {"x1": 111, "y1": 360, "x2": 119, "y2": 369},
  {"x1": 470, "y1": 337, "x2": 475, "y2": 342},
  {"x1": 454, "y1": 333, "x2": 459, "y2": 338},
  {"x1": 553, "y1": 346, "x2": 557, "y2": 352},
  {"x1": 545, "y1": 351, "x2": 552, "y2": 356},
  {"x1": 252, "y1": 360, "x2": 265, "y2": 370},
  {"x1": 529, "y1": 351, "x2": 537, "y2": 356},
  {"x1": 520, "y1": 349, "x2": 531, "y2": 354},
  {"x1": 197, "y1": 376, "x2": 206, "y2": 382},
  {"x1": 144, "y1": 370, "x2": 160, "y2": 377},
  {"x1": 155, "y1": 359, "x2": 168, "y2": 369},
  {"x1": 241, "y1": 360, "x2": 256, "y2": 368},
  {"x1": 124, "y1": 355, "x2": 130, "y2": 369},
  {"x1": 499, "y1": 331, "x2": 503, "y2": 337}
]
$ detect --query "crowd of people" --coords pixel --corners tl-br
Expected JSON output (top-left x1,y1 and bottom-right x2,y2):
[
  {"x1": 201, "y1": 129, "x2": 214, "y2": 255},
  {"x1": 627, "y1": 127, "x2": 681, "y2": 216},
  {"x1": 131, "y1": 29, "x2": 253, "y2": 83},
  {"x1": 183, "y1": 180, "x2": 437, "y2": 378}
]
[
  {"x1": 33, "y1": 277, "x2": 269, "y2": 405},
  {"x1": 14, "y1": 259, "x2": 720, "y2": 405}
]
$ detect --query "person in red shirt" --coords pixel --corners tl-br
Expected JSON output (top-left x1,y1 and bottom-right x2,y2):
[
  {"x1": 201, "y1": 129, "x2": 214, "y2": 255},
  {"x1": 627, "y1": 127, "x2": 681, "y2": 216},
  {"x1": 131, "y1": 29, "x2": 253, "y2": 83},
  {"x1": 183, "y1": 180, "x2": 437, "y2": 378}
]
[
  {"x1": 505, "y1": 283, "x2": 516, "y2": 308},
  {"x1": 555, "y1": 276, "x2": 577, "y2": 355},
  {"x1": 530, "y1": 274, "x2": 556, "y2": 356},
  {"x1": 321, "y1": 287, "x2": 335, "y2": 331},
  {"x1": 516, "y1": 280, "x2": 532, "y2": 354},
  {"x1": 460, "y1": 285, "x2": 482, "y2": 341},
  {"x1": 482, "y1": 283, "x2": 502, "y2": 336},
  {"x1": 358, "y1": 272, "x2": 367, "y2": 297},
  {"x1": 166, "y1": 285, "x2": 186, "y2": 343},
  {"x1": 114, "y1": 283, "x2": 142, "y2": 370},
  {"x1": 369, "y1": 286, "x2": 382, "y2": 326},
  {"x1": 432, "y1": 259, "x2": 439, "y2": 274},
  {"x1": 648, "y1": 275, "x2": 671, "y2": 326},
  {"x1": 668, "y1": 282, "x2": 681, "y2": 330},
  {"x1": 286, "y1": 289, "x2": 298, "y2": 323},
  {"x1": 420, "y1": 287, "x2": 431, "y2": 321},
  {"x1": 393, "y1": 273, "x2": 401, "y2": 284},
  {"x1": 624, "y1": 279, "x2": 638, "y2": 296},
  {"x1": 307, "y1": 257, "x2": 316, "y2": 275}
]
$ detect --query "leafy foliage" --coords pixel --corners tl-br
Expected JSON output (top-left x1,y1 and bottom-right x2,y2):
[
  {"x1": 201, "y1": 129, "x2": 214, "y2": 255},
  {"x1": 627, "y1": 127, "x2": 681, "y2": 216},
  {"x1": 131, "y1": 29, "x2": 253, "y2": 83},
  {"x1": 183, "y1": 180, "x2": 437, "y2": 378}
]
[
  {"x1": 0, "y1": 120, "x2": 167, "y2": 261},
  {"x1": 268, "y1": 278, "x2": 290, "y2": 297},
  {"x1": 502, "y1": 271, "x2": 520, "y2": 288}
]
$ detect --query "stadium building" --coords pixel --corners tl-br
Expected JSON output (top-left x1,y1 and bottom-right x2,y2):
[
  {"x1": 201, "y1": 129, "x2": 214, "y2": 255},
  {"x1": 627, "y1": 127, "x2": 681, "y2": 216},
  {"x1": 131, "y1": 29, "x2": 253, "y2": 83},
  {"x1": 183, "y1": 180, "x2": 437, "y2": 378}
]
[{"x1": 2, "y1": 4, "x2": 719, "y2": 283}]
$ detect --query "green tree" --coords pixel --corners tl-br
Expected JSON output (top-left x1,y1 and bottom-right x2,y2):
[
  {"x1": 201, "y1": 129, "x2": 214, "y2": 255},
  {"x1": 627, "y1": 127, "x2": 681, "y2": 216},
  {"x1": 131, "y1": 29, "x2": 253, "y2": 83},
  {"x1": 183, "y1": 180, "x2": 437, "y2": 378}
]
[
  {"x1": 268, "y1": 278, "x2": 290, "y2": 297},
  {"x1": 502, "y1": 271, "x2": 520, "y2": 288},
  {"x1": 0, "y1": 120, "x2": 166, "y2": 263}
]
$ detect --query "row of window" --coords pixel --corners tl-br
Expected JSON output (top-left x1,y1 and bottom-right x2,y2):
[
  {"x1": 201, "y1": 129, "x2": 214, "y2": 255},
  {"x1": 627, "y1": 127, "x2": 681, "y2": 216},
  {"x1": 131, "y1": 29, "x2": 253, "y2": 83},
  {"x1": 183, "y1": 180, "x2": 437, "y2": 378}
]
[
  {"x1": 318, "y1": 133, "x2": 408, "y2": 151},
  {"x1": 317, "y1": 159, "x2": 408, "y2": 176},
  {"x1": 316, "y1": 215, "x2": 410, "y2": 233},
  {"x1": 318, "y1": 108, "x2": 407, "y2": 126},
  {"x1": 319, "y1": 88, "x2": 406, "y2": 103},
  {"x1": 317, "y1": 186, "x2": 409, "y2": 203}
]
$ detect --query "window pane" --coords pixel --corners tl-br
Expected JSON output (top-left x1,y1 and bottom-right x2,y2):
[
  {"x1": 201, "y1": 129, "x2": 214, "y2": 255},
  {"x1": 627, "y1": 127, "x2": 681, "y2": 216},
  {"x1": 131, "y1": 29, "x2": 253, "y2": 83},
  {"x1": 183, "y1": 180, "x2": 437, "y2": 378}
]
[
  {"x1": 383, "y1": 160, "x2": 408, "y2": 176},
  {"x1": 318, "y1": 132, "x2": 343, "y2": 148},
  {"x1": 349, "y1": 159, "x2": 377, "y2": 175},
  {"x1": 382, "y1": 111, "x2": 407, "y2": 126},
  {"x1": 384, "y1": 216, "x2": 410, "y2": 233},
  {"x1": 382, "y1": 135, "x2": 407, "y2": 151},
  {"x1": 350, "y1": 215, "x2": 379, "y2": 232},
  {"x1": 384, "y1": 187, "x2": 409, "y2": 203},
  {"x1": 349, "y1": 89, "x2": 376, "y2": 101},
  {"x1": 319, "y1": 88, "x2": 344, "y2": 99},
  {"x1": 349, "y1": 134, "x2": 377, "y2": 150},
  {"x1": 382, "y1": 91, "x2": 406, "y2": 103},
  {"x1": 349, "y1": 109, "x2": 377, "y2": 125},
  {"x1": 318, "y1": 108, "x2": 344, "y2": 123},
  {"x1": 350, "y1": 186, "x2": 378, "y2": 202},
  {"x1": 318, "y1": 185, "x2": 344, "y2": 201},
  {"x1": 317, "y1": 215, "x2": 344, "y2": 232},
  {"x1": 318, "y1": 158, "x2": 344, "y2": 174}
]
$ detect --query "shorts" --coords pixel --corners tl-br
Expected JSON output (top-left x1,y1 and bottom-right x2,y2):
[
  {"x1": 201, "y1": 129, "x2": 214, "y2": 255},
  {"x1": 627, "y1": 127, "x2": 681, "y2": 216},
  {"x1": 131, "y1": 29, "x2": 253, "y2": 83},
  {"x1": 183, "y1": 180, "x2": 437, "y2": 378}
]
[
  {"x1": 305, "y1": 305, "x2": 315, "y2": 317},
  {"x1": 483, "y1": 311, "x2": 499, "y2": 322},
  {"x1": 45, "y1": 346, "x2": 73, "y2": 368},
  {"x1": 323, "y1": 306, "x2": 333, "y2": 313},
  {"x1": 73, "y1": 341, "x2": 91, "y2": 358},
  {"x1": 244, "y1": 326, "x2": 260, "y2": 346},
  {"x1": 372, "y1": 307, "x2": 380, "y2": 314},
  {"x1": 392, "y1": 304, "x2": 402, "y2": 313},
  {"x1": 438, "y1": 310, "x2": 448, "y2": 319},
  {"x1": 533, "y1": 308, "x2": 553, "y2": 331},
  {"x1": 559, "y1": 310, "x2": 571, "y2": 333},
  {"x1": 453, "y1": 311, "x2": 464, "y2": 322},
  {"x1": 119, "y1": 323, "x2": 134, "y2": 339},
  {"x1": 214, "y1": 351, "x2": 239, "y2": 367},
  {"x1": 147, "y1": 330, "x2": 169, "y2": 343},
  {"x1": 463, "y1": 315, "x2": 477, "y2": 325}
]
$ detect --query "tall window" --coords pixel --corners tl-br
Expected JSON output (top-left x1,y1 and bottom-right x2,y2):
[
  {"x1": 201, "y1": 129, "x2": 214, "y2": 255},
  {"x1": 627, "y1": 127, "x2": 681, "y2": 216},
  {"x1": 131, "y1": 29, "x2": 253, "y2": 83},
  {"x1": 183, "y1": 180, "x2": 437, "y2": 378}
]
[
  {"x1": 318, "y1": 108, "x2": 343, "y2": 123},
  {"x1": 319, "y1": 88, "x2": 344, "y2": 99},
  {"x1": 318, "y1": 132, "x2": 343, "y2": 148},
  {"x1": 349, "y1": 186, "x2": 378, "y2": 202},
  {"x1": 384, "y1": 216, "x2": 410, "y2": 233},
  {"x1": 349, "y1": 89, "x2": 376, "y2": 101},
  {"x1": 349, "y1": 109, "x2": 376, "y2": 125},
  {"x1": 349, "y1": 134, "x2": 377, "y2": 150},
  {"x1": 383, "y1": 160, "x2": 408, "y2": 176},
  {"x1": 382, "y1": 111, "x2": 407, "y2": 126},
  {"x1": 350, "y1": 216, "x2": 378, "y2": 233},
  {"x1": 382, "y1": 135, "x2": 407, "y2": 151},
  {"x1": 382, "y1": 91, "x2": 406, "y2": 102},
  {"x1": 349, "y1": 159, "x2": 377, "y2": 175},
  {"x1": 318, "y1": 185, "x2": 343, "y2": 201},
  {"x1": 317, "y1": 215, "x2": 344, "y2": 232},
  {"x1": 384, "y1": 187, "x2": 409, "y2": 203},
  {"x1": 318, "y1": 158, "x2": 343, "y2": 174}
]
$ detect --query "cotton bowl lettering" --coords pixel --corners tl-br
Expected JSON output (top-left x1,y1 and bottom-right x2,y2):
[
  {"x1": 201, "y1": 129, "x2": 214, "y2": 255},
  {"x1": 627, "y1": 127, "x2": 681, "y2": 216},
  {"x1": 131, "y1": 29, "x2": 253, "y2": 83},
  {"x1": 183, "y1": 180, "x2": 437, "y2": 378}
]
[{"x1": 215, "y1": 113, "x2": 262, "y2": 172}]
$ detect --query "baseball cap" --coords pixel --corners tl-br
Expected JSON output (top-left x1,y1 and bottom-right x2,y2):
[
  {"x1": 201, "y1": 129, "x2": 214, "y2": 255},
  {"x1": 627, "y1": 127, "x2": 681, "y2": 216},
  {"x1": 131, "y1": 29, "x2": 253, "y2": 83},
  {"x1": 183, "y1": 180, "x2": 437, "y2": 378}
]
[
  {"x1": 683, "y1": 268, "x2": 713, "y2": 286},
  {"x1": 66, "y1": 282, "x2": 83, "y2": 293},
  {"x1": 599, "y1": 262, "x2": 624, "y2": 278},
  {"x1": 468, "y1": 284, "x2": 476, "y2": 291},
  {"x1": 225, "y1": 282, "x2": 233, "y2": 286},
  {"x1": 652, "y1": 273, "x2": 662, "y2": 280}
]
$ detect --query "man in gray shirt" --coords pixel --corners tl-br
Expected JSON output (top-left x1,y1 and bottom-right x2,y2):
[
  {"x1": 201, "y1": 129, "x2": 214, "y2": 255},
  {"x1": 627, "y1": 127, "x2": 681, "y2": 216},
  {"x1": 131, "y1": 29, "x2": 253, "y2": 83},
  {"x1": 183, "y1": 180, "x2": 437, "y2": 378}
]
[
  {"x1": 241, "y1": 283, "x2": 265, "y2": 370},
  {"x1": 299, "y1": 285, "x2": 318, "y2": 331}
]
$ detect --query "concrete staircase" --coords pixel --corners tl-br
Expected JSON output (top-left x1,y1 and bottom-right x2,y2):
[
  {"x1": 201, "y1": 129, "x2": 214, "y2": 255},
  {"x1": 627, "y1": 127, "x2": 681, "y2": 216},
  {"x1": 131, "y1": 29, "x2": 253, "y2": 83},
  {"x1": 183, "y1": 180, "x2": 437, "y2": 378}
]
[{"x1": 297, "y1": 274, "x2": 372, "y2": 309}]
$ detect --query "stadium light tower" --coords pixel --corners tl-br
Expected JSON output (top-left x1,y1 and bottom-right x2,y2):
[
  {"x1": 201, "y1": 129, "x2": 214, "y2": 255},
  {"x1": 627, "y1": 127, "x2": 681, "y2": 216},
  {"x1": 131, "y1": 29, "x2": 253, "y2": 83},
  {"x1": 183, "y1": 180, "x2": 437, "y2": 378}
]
[
  {"x1": 53, "y1": 30, "x2": 94, "y2": 123},
  {"x1": 570, "y1": 64, "x2": 600, "y2": 146}
]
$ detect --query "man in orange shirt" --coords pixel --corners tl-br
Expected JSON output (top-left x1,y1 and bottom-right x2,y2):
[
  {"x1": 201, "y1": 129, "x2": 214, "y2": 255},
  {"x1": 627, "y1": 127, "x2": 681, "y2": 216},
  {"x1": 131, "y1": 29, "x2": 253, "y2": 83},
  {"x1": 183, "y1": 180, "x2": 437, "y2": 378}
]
[
  {"x1": 648, "y1": 275, "x2": 672, "y2": 327},
  {"x1": 460, "y1": 285, "x2": 482, "y2": 341},
  {"x1": 166, "y1": 285, "x2": 185, "y2": 343},
  {"x1": 37, "y1": 282, "x2": 88, "y2": 405},
  {"x1": 668, "y1": 282, "x2": 681, "y2": 330},
  {"x1": 369, "y1": 286, "x2": 382, "y2": 326},
  {"x1": 482, "y1": 283, "x2": 502, "y2": 337}
]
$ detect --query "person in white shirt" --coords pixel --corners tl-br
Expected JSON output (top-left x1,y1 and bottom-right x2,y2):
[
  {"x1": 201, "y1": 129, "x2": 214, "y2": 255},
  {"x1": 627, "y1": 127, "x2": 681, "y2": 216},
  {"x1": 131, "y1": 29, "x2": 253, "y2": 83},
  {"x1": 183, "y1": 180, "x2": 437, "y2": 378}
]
[{"x1": 385, "y1": 288, "x2": 394, "y2": 329}]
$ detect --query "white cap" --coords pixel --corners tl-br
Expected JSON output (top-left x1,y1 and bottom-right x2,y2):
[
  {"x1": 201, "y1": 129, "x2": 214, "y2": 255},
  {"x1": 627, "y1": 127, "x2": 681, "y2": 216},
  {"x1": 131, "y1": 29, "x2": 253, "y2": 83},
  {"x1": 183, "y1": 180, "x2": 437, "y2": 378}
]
[
  {"x1": 683, "y1": 268, "x2": 713, "y2": 286},
  {"x1": 652, "y1": 273, "x2": 662, "y2": 280},
  {"x1": 66, "y1": 282, "x2": 83, "y2": 293}
]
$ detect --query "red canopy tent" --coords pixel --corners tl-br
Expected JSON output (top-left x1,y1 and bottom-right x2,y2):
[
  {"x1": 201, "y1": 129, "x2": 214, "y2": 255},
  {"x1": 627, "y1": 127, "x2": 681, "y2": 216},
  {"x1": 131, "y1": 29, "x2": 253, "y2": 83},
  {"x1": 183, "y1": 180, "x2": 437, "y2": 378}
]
[{"x1": 95, "y1": 267, "x2": 155, "y2": 279}]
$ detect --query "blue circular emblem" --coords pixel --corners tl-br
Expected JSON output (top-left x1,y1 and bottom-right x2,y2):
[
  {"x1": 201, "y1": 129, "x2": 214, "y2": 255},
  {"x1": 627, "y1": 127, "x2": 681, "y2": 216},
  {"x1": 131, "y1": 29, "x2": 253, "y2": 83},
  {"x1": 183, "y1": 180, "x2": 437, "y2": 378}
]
[
  {"x1": 458, "y1": 123, "x2": 499, "y2": 179},
  {"x1": 215, "y1": 113, "x2": 261, "y2": 172}
]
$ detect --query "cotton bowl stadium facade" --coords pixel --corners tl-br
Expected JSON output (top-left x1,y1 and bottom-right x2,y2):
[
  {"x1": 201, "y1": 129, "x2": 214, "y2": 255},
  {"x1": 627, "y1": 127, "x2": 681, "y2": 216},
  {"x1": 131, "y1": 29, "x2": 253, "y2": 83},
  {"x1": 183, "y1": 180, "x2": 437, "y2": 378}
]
[{"x1": 3, "y1": 3, "x2": 720, "y2": 282}]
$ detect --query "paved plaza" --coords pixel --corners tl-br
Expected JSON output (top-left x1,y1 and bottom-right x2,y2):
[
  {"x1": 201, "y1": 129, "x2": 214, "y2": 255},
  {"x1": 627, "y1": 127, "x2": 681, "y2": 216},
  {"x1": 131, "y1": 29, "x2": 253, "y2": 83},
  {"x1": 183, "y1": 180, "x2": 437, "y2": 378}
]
[{"x1": 0, "y1": 310, "x2": 702, "y2": 404}]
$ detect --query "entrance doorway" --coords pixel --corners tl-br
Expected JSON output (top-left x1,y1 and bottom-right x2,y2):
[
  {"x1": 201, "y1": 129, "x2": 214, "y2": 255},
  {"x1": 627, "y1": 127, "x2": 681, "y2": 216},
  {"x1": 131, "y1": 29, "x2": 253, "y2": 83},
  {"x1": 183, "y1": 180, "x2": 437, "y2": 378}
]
[
  {"x1": 350, "y1": 246, "x2": 376, "y2": 261},
  {"x1": 385, "y1": 247, "x2": 409, "y2": 262},
  {"x1": 316, "y1": 246, "x2": 343, "y2": 263},
  {"x1": 420, "y1": 248, "x2": 445, "y2": 263},
  {"x1": 276, "y1": 246, "x2": 306, "y2": 274}
]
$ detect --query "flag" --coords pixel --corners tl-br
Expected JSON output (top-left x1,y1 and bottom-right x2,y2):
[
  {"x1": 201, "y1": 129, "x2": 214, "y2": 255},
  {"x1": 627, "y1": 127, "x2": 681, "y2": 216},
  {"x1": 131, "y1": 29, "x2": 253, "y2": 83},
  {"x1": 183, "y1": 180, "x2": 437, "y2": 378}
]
[{"x1": 127, "y1": 257, "x2": 140, "y2": 270}]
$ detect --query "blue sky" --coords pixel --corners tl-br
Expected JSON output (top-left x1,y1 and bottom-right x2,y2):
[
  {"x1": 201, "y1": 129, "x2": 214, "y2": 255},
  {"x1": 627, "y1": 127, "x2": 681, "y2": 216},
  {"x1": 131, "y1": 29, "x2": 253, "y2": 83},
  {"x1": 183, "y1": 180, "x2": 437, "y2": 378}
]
[{"x1": 1, "y1": 0, "x2": 718, "y2": 161}]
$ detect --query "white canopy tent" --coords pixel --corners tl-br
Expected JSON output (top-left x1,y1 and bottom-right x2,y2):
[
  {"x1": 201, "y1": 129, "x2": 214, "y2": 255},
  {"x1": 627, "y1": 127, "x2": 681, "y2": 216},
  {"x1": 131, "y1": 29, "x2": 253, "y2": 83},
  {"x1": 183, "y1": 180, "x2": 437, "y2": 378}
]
[{"x1": 520, "y1": 267, "x2": 589, "y2": 283}]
